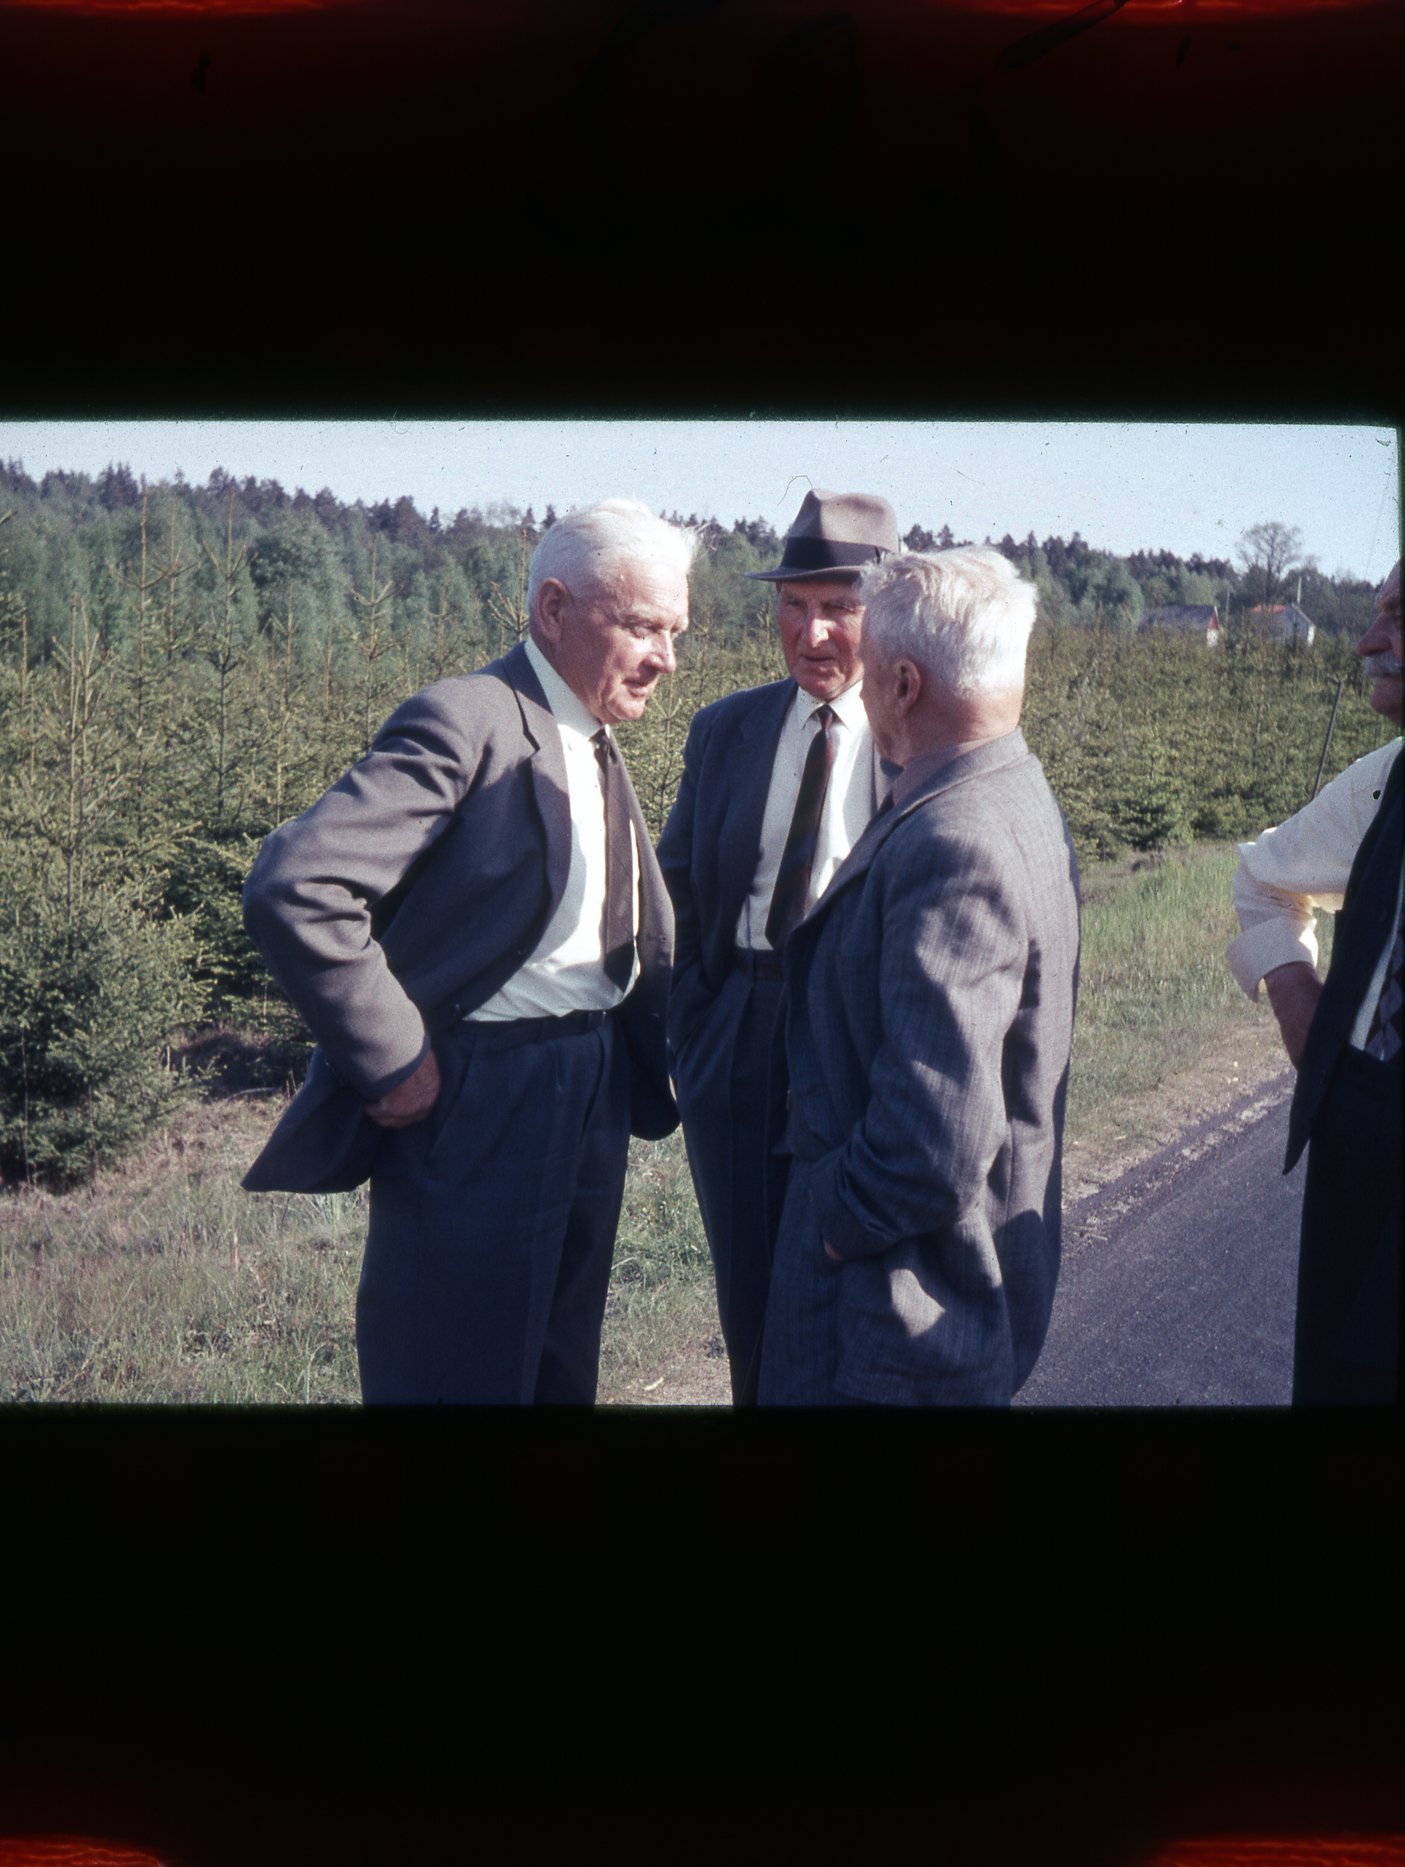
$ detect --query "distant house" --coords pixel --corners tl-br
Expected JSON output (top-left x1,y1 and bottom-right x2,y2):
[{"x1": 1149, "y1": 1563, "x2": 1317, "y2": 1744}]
[
  {"x1": 1138, "y1": 603, "x2": 1221, "y2": 645},
  {"x1": 1247, "y1": 601, "x2": 1316, "y2": 645}
]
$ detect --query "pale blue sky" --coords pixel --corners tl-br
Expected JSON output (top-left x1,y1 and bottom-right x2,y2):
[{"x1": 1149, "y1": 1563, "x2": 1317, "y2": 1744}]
[{"x1": 0, "y1": 418, "x2": 1397, "y2": 583}]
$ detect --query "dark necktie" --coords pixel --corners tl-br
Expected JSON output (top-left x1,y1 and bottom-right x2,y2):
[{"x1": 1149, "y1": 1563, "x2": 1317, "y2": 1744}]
[
  {"x1": 593, "y1": 729, "x2": 636, "y2": 990},
  {"x1": 765, "y1": 703, "x2": 835, "y2": 951},
  {"x1": 1363, "y1": 908, "x2": 1404, "y2": 1064}
]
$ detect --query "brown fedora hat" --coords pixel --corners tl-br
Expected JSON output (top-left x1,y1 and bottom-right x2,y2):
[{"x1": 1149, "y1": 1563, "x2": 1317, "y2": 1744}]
[{"x1": 745, "y1": 488, "x2": 901, "y2": 582}]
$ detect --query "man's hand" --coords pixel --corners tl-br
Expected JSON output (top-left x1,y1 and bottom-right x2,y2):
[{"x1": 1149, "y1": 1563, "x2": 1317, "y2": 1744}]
[
  {"x1": 1263, "y1": 961, "x2": 1323, "y2": 1068},
  {"x1": 823, "y1": 1240, "x2": 843, "y2": 1263},
  {"x1": 365, "y1": 1049, "x2": 442, "y2": 1128}
]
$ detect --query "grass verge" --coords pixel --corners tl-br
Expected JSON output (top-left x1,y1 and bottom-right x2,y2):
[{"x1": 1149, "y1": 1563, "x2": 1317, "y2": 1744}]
[{"x1": 1067, "y1": 840, "x2": 1318, "y2": 1149}]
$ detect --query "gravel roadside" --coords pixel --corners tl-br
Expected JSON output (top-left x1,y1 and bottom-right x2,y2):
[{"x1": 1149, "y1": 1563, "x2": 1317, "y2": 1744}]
[{"x1": 605, "y1": 1007, "x2": 1296, "y2": 1407}]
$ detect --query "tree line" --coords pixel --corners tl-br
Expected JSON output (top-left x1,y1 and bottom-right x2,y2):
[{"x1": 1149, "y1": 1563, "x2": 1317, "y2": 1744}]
[{"x1": 0, "y1": 461, "x2": 1393, "y2": 1188}]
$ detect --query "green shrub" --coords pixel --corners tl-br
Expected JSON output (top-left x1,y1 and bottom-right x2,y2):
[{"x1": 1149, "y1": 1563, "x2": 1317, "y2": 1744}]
[
  {"x1": 0, "y1": 861, "x2": 208, "y2": 1188},
  {"x1": 160, "y1": 829, "x2": 268, "y2": 1007},
  {"x1": 1106, "y1": 723, "x2": 1197, "y2": 851}
]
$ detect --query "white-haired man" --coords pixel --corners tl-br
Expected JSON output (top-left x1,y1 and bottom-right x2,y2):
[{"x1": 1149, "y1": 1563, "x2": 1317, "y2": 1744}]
[
  {"x1": 758, "y1": 547, "x2": 1081, "y2": 1406},
  {"x1": 242, "y1": 500, "x2": 695, "y2": 1403},
  {"x1": 1228, "y1": 558, "x2": 1402, "y2": 1404}
]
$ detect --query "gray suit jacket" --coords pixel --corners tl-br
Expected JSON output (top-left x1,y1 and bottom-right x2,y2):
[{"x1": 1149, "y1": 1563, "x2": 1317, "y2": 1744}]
[
  {"x1": 242, "y1": 643, "x2": 678, "y2": 1193},
  {"x1": 780, "y1": 729, "x2": 1081, "y2": 1403}
]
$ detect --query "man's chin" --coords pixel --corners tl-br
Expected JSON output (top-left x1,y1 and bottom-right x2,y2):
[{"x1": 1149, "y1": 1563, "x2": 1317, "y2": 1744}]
[{"x1": 797, "y1": 665, "x2": 847, "y2": 699}]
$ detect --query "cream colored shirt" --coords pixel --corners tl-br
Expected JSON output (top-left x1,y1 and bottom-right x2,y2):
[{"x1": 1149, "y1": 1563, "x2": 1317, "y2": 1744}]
[
  {"x1": 1227, "y1": 736, "x2": 1402, "y2": 1050},
  {"x1": 736, "y1": 680, "x2": 882, "y2": 951},
  {"x1": 471, "y1": 638, "x2": 639, "y2": 1021}
]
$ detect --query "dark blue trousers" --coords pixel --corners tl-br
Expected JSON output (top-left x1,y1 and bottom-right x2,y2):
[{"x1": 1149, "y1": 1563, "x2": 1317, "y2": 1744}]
[
  {"x1": 355, "y1": 1012, "x2": 631, "y2": 1404},
  {"x1": 674, "y1": 968, "x2": 788, "y2": 1406},
  {"x1": 1293, "y1": 1044, "x2": 1401, "y2": 1406}
]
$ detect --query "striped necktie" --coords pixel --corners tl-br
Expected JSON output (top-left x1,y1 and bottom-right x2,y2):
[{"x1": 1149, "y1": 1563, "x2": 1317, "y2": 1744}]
[
  {"x1": 593, "y1": 729, "x2": 635, "y2": 990},
  {"x1": 1363, "y1": 907, "x2": 1404, "y2": 1063},
  {"x1": 765, "y1": 703, "x2": 835, "y2": 950}
]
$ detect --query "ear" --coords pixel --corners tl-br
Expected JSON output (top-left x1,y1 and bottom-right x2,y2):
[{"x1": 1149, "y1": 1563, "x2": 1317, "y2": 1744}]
[
  {"x1": 894, "y1": 658, "x2": 922, "y2": 715},
  {"x1": 535, "y1": 577, "x2": 570, "y2": 645}
]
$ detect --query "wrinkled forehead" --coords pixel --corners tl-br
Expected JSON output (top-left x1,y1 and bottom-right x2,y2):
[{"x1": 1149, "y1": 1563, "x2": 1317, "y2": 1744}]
[{"x1": 1379, "y1": 560, "x2": 1402, "y2": 613}]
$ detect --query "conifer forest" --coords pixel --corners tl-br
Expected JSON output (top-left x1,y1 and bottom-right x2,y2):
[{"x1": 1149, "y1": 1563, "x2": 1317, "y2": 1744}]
[{"x1": 0, "y1": 460, "x2": 1392, "y2": 1188}]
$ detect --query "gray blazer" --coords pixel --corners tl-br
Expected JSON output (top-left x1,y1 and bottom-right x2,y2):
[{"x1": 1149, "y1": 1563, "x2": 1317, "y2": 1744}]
[
  {"x1": 242, "y1": 643, "x2": 678, "y2": 1193},
  {"x1": 779, "y1": 730, "x2": 1081, "y2": 1403}
]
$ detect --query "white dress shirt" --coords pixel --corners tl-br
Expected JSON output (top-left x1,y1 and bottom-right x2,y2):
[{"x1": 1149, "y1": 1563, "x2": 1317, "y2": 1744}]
[
  {"x1": 471, "y1": 638, "x2": 639, "y2": 1020},
  {"x1": 736, "y1": 680, "x2": 881, "y2": 951},
  {"x1": 1227, "y1": 736, "x2": 1402, "y2": 1050}
]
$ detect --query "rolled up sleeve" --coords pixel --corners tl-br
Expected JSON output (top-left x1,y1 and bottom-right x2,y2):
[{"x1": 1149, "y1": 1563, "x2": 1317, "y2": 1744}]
[{"x1": 1227, "y1": 739, "x2": 1401, "y2": 998}]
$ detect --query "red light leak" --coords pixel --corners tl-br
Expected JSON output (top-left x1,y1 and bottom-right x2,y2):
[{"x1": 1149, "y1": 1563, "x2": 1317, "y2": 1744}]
[
  {"x1": 947, "y1": 0, "x2": 1386, "y2": 8},
  {"x1": 0, "y1": 0, "x2": 1384, "y2": 11},
  {"x1": 0, "y1": 0, "x2": 356, "y2": 12},
  {"x1": 0, "y1": 1842, "x2": 165, "y2": 1867},
  {"x1": 1147, "y1": 1840, "x2": 1405, "y2": 1866}
]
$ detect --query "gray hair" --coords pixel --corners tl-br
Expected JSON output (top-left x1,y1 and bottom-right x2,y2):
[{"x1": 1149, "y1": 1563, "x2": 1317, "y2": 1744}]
[
  {"x1": 858, "y1": 546, "x2": 1037, "y2": 698},
  {"x1": 527, "y1": 498, "x2": 699, "y2": 612}
]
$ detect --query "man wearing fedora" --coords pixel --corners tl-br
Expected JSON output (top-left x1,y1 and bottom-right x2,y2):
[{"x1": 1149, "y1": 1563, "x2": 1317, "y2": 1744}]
[{"x1": 657, "y1": 488, "x2": 900, "y2": 1404}]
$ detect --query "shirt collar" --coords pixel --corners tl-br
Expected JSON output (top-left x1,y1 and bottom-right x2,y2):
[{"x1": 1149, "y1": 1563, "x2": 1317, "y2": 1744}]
[{"x1": 525, "y1": 636, "x2": 606, "y2": 742}]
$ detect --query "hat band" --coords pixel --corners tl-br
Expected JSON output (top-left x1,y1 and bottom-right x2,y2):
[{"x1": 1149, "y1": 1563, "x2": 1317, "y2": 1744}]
[{"x1": 779, "y1": 536, "x2": 890, "y2": 573}]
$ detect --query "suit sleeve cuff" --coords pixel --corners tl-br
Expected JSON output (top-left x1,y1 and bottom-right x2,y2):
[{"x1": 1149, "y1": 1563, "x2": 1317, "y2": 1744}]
[
  {"x1": 349, "y1": 1034, "x2": 432, "y2": 1103},
  {"x1": 807, "y1": 1155, "x2": 893, "y2": 1262}
]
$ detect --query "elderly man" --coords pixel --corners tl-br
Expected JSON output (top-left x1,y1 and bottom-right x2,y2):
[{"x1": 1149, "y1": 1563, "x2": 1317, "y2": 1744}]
[
  {"x1": 242, "y1": 499, "x2": 695, "y2": 1404},
  {"x1": 758, "y1": 546, "x2": 1080, "y2": 1406},
  {"x1": 657, "y1": 488, "x2": 900, "y2": 1403},
  {"x1": 1228, "y1": 558, "x2": 1402, "y2": 1405}
]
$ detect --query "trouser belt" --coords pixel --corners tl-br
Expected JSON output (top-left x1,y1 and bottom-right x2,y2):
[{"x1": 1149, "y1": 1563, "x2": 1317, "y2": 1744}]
[{"x1": 461, "y1": 1006, "x2": 615, "y2": 1050}]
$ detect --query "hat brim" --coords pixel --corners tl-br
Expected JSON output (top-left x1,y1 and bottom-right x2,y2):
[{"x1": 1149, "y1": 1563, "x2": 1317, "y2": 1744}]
[{"x1": 743, "y1": 564, "x2": 867, "y2": 583}]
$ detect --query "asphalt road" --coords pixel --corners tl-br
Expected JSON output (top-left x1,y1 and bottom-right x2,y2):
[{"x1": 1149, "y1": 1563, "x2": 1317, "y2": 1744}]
[{"x1": 1016, "y1": 1069, "x2": 1304, "y2": 1407}]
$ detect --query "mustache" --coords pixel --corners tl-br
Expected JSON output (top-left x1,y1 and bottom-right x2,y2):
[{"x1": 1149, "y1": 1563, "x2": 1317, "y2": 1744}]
[{"x1": 1363, "y1": 652, "x2": 1404, "y2": 678}]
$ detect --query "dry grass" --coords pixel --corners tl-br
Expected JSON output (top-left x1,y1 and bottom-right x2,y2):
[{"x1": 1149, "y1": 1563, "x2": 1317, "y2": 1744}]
[
  {"x1": 0, "y1": 1097, "x2": 364, "y2": 1404},
  {"x1": 599, "y1": 1131, "x2": 727, "y2": 1403},
  {"x1": 0, "y1": 1094, "x2": 722, "y2": 1406}
]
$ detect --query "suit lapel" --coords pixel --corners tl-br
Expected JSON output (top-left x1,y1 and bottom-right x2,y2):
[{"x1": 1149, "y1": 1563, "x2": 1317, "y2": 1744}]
[
  {"x1": 502, "y1": 641, "x2": 573, "y2": 914},
  {"x1": 625, "y1": 775, "x2": 670, "y2": 961},
  {"x1": 716, "y1": 679, "x2": 796, "y2": 927}
]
